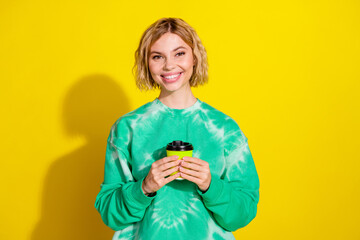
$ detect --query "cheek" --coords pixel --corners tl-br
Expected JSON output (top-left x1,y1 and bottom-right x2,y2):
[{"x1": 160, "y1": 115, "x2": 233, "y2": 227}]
[
  {"x1": 183, "y1": 55, "x2": 195, "y2": 69},
  {"x1": 148, "y1": 62, "x2": 160, "y2": 75},
  {"x1": 182, "y1": 60, "x2": 194, "y2": 74},
  {"x1": 148, "y1": 62, "x2": 155, "y2": 73},
  {"x1": 148, "y1": 63, "x2": 161, "y2": 84}
]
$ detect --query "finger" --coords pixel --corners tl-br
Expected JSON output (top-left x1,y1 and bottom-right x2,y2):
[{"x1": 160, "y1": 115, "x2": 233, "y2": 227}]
[
  {"x1": 179, "y1": 166, "x2": 202, "y2": 178},
  {"x1": 180, "y1": 172, "x2": 201, "y2": 185},
  {"x1": 153, "y1": 155, "x2": 178, "y2": 167},
  {"x1": 159, "y1": 166, "x2": 180, "y2": 178},
  {"x1": 163, "y1": 172, "x2": 181, "y2": 184},
  {"x1": 180, "y1": 161, "x2": 203, "y2": 172},
  {"x1": 149, "y1": 161, "x2": 180, "y2": 182},
  {"x1": 165, "y1": 155, "x2": 179, "y2": 161},
  {"x1": 182, "y1": 156, "x2": 208, "y2": 166},
  {"x1": 159, "y1": 160, "x2": 181, "y2": 171}
]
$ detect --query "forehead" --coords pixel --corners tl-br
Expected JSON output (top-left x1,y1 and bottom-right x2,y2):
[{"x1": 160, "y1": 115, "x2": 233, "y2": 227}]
[{"x1": 150, "y1": 32, "x2": 191, "y2": 52}]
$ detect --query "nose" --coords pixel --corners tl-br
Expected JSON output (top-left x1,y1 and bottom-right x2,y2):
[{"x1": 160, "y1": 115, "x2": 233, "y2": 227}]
[{"x1": 163, "y1": 57, "x2": 175, "y2": 71}]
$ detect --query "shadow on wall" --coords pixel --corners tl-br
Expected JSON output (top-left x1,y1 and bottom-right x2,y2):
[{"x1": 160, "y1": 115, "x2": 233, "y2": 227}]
[{"x1": 32, "y1": 74, "x2": 130, "y2": 240}]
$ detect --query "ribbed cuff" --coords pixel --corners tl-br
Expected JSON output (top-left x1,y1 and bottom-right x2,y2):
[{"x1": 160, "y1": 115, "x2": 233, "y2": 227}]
[
  {"x1": 197, "y1": 177, "x2": 224, "y2": 203},
  {"x1": 128, "y1": 177, "x2": 156, "y2": 207}
]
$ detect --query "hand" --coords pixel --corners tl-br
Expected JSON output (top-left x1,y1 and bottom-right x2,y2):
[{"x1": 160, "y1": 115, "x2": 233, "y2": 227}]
[
  {"x1": 179, "y1": 156, "x2": 211, "y2": 192},
  {"x1": 142, "y1": 155, "x2": 181, "y2": 195}
]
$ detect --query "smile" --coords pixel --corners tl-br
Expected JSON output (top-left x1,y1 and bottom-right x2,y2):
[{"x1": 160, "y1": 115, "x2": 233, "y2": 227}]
[{"x1": 161, "y1": 72, "x2": 183, "y2": 83}]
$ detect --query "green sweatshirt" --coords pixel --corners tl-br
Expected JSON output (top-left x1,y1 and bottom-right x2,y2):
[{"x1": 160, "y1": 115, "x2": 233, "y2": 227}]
[{"x1": 95, "y1": 98, "x2": 260, "y2": 240}]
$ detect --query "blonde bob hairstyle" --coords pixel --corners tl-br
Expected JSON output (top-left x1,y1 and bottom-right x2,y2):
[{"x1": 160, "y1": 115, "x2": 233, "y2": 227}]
[{"x1": 133, "y1": 18, "x2": 208, "y2": 91}]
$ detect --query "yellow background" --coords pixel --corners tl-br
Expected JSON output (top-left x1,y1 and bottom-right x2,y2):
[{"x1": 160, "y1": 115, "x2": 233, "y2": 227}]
[{"x1": 1, "y1": 0, "x2": 359, "y2": 239}]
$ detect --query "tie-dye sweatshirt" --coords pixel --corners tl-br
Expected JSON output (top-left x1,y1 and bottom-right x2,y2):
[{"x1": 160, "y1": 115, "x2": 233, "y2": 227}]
[{"x1": 95, "y1": 98, "x2": 260, "y2": 240}]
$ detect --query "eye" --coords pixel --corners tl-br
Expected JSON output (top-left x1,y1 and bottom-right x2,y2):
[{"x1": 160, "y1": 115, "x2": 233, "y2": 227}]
[
  {"x1": 152, "y1": 55, "x2": 162, "y2": 60},
  {"x1": 176, "y1": 51, "x2": 185, "y2": 56}
]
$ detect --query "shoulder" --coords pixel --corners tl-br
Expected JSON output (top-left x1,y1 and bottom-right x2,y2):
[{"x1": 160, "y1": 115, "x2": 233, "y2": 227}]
[
  {"x1": 117, "y1": 101, "x2": 153, "y2": 122},
  {"x1": 200, "y1": 101, "x2": 248, "y2": 148},
  {"x1": 108, "y1": 101, "x2": 155, "y2": 139},
  {"x1": 200, "y1": 101, "x2": 241, "y2": 131}
]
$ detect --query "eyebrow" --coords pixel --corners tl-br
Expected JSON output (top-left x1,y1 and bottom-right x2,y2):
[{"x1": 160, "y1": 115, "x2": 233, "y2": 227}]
[{"x1": 150, "y1": 46, "x2": 187, "y2": 55}]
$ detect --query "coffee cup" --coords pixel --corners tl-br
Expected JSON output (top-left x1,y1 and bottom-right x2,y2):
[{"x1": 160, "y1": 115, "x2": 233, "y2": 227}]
[{"x1": 166, "y1": 140, "x2": 193, "y2": 180}]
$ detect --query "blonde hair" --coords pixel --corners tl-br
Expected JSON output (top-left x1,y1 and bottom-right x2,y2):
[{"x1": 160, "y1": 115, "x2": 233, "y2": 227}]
[{"x1": 133, "y1": 18, "x2": 208, "y2": 91}]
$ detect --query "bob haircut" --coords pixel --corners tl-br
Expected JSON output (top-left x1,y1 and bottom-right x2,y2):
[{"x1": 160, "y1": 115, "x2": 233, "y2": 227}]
[{"x1": 133, "y1": 18, "x2": 208, "y2": 91}]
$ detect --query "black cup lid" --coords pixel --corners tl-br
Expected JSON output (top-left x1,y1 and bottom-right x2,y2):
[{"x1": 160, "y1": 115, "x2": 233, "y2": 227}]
[{"x1": 166, "y1": 140, "x2": 193, "y2": 151}]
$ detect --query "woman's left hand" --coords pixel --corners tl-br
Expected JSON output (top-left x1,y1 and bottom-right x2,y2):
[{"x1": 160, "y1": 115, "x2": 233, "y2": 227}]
[{"x1": 179, "y1": 156, "x2": 211, "y2": 192}]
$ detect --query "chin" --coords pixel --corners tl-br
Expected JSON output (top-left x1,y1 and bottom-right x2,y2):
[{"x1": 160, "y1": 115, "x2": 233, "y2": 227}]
[
  {"x1": 167, "y1": 80, "x2": 190, "y2": 90},
  {"x1": 157, "y1": 81, "x2": 183, "y2": 92},
  {"x1": 160, "y1": 86, "x2": 181, "y2": 93}
]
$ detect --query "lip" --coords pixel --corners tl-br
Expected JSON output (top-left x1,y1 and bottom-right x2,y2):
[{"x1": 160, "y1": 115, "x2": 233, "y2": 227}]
[
  {"x1": 160, "y1": 72, "x2": 183, "y2": 83},
  {"x1": 161, "y1": 72, "x2": 182, "y2": 77}
]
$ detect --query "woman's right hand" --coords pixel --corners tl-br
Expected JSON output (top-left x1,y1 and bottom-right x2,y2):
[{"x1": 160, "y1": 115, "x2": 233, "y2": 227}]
[{"x1": 142, "y1": 155, "x2": 181, "y2": 196}]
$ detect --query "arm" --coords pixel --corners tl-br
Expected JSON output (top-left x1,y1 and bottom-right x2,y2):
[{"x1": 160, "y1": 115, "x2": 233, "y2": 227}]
[
  {"x1": 94, "y1": 127, "x2": 156, "y2": 231},
  {"x1": 197, "y1": 141, "x2": 259, "y2": 231}
]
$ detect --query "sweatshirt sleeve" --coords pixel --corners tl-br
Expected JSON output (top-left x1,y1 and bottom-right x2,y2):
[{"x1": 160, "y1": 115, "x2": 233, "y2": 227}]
[
  {"x1": 94, "y1": 120, "x2": 156, "y2": 231},
  {"x1": 197, "y1": 120, "x2": 260, "y2": 232}
]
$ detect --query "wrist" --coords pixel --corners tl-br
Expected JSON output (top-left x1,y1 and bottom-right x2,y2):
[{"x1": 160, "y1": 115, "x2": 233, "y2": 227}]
[
  {"x1": 141, "y1": 180, "x2": 149, "y2": 195},
  {"x1": 200, "y1": 184, "x2": 210, "y2": 193},
  {"x1": 141, "y1": 178, "x2": 154, "y2": 196}
]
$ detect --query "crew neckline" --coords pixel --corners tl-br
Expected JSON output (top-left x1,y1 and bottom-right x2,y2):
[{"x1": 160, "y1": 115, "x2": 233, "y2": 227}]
[{"x1": 154, "y1": 97, "x2": 202, "y2": 116}]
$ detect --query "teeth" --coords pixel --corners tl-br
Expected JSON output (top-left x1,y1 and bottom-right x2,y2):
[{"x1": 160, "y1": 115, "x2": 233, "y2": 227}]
[{"x1": 164, "y1": 73, "x2": 181, "y2": 79}]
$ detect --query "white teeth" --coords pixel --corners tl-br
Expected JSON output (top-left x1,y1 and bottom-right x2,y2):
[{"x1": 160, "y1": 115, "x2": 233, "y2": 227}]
[{"x1": 163, "y1": 73, "x2": 181, "y2": 79}]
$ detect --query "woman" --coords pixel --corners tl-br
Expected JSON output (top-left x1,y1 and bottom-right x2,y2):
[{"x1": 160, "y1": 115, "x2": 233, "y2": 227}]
[{"x1": 95, "y1": 18, "x2": 260, "y2": 240}]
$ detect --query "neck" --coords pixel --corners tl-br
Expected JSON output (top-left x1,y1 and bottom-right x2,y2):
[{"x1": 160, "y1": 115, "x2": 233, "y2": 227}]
[{"x1": 158, "y1": 86, "x2": 197, "y2": 109}]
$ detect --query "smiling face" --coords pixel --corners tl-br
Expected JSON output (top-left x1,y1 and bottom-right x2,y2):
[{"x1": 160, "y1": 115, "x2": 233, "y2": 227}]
[{"x1": 148, "y1": 32, "x2": 195, "y2": 94}]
